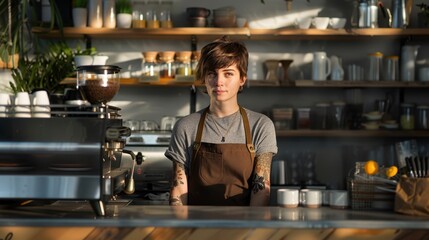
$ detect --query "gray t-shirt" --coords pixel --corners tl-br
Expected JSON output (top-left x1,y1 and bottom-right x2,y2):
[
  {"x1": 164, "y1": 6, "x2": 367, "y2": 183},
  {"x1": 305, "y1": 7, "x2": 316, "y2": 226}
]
[{"x1": 165, "y1": 107, "x2": 278, "y2": 171}]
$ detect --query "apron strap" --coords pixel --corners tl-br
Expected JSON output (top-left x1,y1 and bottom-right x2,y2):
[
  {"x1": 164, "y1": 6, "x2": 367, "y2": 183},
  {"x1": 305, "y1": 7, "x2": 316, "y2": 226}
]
[
  {"x1": 240, "y1": 106, "x2": 255, "y2": 160},
  {"x1": 192, "y1": 107, "x2": 209, "y2": 161}
]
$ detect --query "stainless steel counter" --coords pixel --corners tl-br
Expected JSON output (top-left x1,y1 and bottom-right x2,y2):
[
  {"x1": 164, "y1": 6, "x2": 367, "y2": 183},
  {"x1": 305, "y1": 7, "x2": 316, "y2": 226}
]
[{"x1": 0, "y1": 201, "x2": 427, "y2": 229}]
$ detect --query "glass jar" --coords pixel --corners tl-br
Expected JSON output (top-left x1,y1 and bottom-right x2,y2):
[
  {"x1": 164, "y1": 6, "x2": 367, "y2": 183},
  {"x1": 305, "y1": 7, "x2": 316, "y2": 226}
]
[
  {"x1": 176, "y1": 51, "x2": 193, "y2": 76},
  {"x1": 159, "y1": 51, "x2": 176, "y2": 81},
  {"x1": 416, "y1": 105, "x2": 429, "y2": 130},
  {"x1": 400, "y1": 103, "x2": 415, "y2": 130},
  {"x1": 330, "y1": 101, "x2": 346, "y2": 129},
  {"x1": 311, "y1": 102, "x2": 330, "y2": 129},
  {"x1": 368, "y1": 52, "x2": 383, "y2": 81},
  {"x1": 383, "y1": 56, "x2": 399, "y2": 81},
  {"x1": 132, "y1": 3, "x2": 146, "y2": 29},
  {"x1": 142, "y1": 51, "x2": 159, "y2": 81}
]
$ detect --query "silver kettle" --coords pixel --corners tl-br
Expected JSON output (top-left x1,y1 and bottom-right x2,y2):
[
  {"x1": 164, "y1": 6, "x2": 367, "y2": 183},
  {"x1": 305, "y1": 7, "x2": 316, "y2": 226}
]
[{"x1": 390, "y1": 0, "x2": 413, "y2": 28}]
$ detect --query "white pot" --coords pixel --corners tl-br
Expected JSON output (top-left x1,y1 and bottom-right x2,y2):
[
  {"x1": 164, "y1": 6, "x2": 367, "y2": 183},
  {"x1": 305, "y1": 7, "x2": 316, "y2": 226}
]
[
  {"x1": 92, "y1": 55, "x2": 109, "y2": 65},
  {"x1": 72, "y1": 8, "x2": 87, "y2": 28},
  {"x1": 117, "y1": 13, "x2": 132, "y2": 28}
]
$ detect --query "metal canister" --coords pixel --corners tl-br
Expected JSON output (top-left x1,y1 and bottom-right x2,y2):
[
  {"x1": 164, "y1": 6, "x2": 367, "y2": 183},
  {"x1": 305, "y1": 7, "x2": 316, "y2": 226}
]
[
  {"x1": 416, "y1": 105, "x2": 429, "y2": 130},
  {"x1": 368, "y1": 52, "x2": 383, "y2": 81}
]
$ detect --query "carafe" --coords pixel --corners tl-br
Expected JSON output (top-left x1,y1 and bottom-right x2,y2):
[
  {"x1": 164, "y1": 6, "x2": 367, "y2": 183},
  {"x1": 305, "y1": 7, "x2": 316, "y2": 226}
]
[
  {"x1": 400, "y1": 45, "x2": 420, "y2": 82},
  {"x1": 330, "y1": 55, "x2": 344, "y2": 81},
  {"x1": 312, "y1": 52, "x2": 331, "y2": 81},
  {"x1": 391, "y1": 0, "x2": 409, "y2": 28}
]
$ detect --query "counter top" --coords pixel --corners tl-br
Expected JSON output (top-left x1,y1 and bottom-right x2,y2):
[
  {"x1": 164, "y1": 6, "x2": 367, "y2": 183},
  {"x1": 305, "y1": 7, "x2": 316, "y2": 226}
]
[{"x1": 0, "y1": 201, "x2": 427, "y2": 229}]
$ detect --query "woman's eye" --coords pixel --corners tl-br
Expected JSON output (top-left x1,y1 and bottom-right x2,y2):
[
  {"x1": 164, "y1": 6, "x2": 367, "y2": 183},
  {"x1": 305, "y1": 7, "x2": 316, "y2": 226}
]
[{"x1": 225, "y1": 72, "x2": 234, "y2": 77}]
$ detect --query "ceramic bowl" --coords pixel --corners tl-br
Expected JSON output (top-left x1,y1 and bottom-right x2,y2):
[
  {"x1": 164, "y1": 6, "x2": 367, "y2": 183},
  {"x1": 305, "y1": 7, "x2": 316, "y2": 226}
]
[
  {"x1": 329, "y1": 18, "x2": 347, "y2": 29},
  {"x1": 364, "y1": 111, "x2": 383, "y2": 121},
  {"x1": 312, "y1": 17, "x2": 330, "y2": 30},
  {"x1": 296, "y1": 17, "x2": 312, "y2": 29},
  {"x1": 362, "y1": 122, "x2": 380, "y2": 130}
]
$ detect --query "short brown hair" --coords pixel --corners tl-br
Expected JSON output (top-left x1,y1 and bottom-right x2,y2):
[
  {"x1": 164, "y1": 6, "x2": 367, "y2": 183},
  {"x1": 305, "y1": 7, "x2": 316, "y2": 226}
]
[{"x1": 195, "y1": 36, "x2": 248, "y2": 84}]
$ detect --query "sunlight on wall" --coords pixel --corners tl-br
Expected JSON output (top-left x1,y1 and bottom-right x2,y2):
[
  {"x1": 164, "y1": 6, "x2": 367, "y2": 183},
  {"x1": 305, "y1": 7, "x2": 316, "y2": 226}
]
[{"x1": 248, "y1": 8, "x2": 322, "y2": 29}]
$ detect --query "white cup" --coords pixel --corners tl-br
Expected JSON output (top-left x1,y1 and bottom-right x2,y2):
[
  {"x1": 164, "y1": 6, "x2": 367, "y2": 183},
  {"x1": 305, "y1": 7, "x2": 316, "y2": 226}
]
[
  {"x1": 0, "y1": 93, "x2": 11, "y2": 117},
  {"x1": 277, "y1": 188, "x2": 299, "y2": 208},
  {"x1": 32, "y1": 90, "x2": 51, "y2": 118},
  {"x1": 300, "y1": 189, "x2": 322, "y2": 208},
  {"x1": 419, "y1": 67, "x2": 429, "y2": 82},
  {"x1": 329, "y1": 190, "x2": 349, "y2": 209},
  {"x1": 295, "y1": 17, "x2": 312, "y2": 29},
  {"x1": 312, "y1": 17, "x2": 330, "y2": 29},
  {"x1": 14, "y1": 92, "x2": 31, "y2": 118}
]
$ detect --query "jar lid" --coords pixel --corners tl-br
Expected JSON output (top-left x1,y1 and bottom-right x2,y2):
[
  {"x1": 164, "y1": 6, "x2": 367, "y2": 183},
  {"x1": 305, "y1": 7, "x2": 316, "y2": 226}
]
[
  {"x1": 76, "y1": 65, "x2": 121, "y2": 74},
  {"x1": 368, "y1": 52, "x2": 383, "y2": 57},
  {"x1": 385, "y1": 55, "x2": 399, "y2": 59}
]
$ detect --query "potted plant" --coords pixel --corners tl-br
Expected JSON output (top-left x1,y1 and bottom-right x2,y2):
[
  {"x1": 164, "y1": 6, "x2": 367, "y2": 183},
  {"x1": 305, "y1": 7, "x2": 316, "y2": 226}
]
[
  {"x1": 72, "y1": 0, "x2": 88, "y2": 28},
  {"x1": 416, "y1": 3, "x2": 429, "y2": 28},
  {"x1": 9, "y1": 42, "x2": 75, "y2": 94},
  {"x1": 0, "y1": 0, "x2": 63, "y2": 69},
  {"x1": 116, "y1": 0, "x2": 132, "y2": 28}
]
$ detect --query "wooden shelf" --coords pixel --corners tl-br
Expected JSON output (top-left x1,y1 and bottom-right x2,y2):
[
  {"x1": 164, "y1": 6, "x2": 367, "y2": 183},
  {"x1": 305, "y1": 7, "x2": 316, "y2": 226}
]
[
  {"x1": 62, "y1": 78, "x2": 429, "y2": 88},
  {"x1": 32, "y1": 27, "x2": 429, "y2": 40},
  {"x1": 276, "y1": 130, "x2": 429, "y2": 138}
]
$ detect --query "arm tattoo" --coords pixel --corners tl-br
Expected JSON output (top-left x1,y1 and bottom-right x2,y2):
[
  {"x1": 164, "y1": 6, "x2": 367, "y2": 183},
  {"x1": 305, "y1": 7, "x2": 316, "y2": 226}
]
[
  {"x1": 251, "y1": 153, "x2": 272, "y2": 194},
  {"x1": 171, "y1": 162, "x2": 185, "y2": 188},
  {"x1": 169, "y1": 196, "x2": 183, "y2": 206}
]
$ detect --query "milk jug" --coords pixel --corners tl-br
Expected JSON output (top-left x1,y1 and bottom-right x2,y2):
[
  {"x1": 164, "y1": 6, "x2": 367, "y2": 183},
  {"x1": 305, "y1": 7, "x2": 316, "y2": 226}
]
[
  {"x1": 330, "y1": 55, "x2": 344, "y2": 81},
  {"x1": 401, "y1": 45, "x2": 420, "y2": 82},
  {"x1": 312, "y1": 52, "x2": 331, "y2": 81}
]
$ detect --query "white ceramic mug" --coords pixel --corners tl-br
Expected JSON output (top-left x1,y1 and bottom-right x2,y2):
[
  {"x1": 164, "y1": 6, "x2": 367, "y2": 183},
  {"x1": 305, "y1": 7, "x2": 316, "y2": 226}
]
[
  {"x1": 312, "y1": 52, "x2": 331, "y2": 81},
  {"x1": 277, "y1": 188, "x2": 299, "y2": 208},
  {"x1": 14, "y1": 92, "x2": 31, "y2": 118},
  {"x1": 300, "y1": 189, "x2": 322, "y2": 208},
  {"x1": 329, "y1": 190, "x2": 349, "y2": 209},
  {"x1": 312, "y1": 17, "x2": 330, "y2": 29},
  {"x1": 296, "y1": 17, "x2": 312, "y2": 29},
  {"x1": 0, "y1": 93, "x2": 11, "y2": 117},
  {"x1": 32, "y1": 90, "x2": 51, "y2": 118}
]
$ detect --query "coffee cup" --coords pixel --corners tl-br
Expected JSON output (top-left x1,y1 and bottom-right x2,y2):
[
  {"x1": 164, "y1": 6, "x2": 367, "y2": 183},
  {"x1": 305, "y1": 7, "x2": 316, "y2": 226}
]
[
  {"x1": 300, "y1": 189, "x2": 322, "y2": 208},
  {"x1": 0, "y1": 93, "x2": 11, "y2": 117},
  {"x1": 32, "y1": 90, "x2": 51, "y2": 118},
  {"x1": 329, "y1": 190, "x2": 349, "y2": 209},
  {"x1": 312, "y1": 17, "x2": 330, "y2": 29},
  {"x1": 14, "y1": 92, "x2": 31, "y2": 118},
  {"x1": 277, "y1": 188, "x2": 299, "y2": 208}
]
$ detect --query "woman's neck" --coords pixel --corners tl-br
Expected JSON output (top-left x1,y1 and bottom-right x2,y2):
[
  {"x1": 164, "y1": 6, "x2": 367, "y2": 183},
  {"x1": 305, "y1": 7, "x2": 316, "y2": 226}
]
[{"x1": 209, "y1": 102, "x2": 239, "y2": 118}]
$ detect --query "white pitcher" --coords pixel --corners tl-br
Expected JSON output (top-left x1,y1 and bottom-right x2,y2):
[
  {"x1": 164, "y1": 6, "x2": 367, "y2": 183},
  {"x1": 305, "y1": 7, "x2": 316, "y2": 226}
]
[
  {"x1": 400, "y1": 45, "x2": 420, "y2": 82},
  {"x1": 330, "y1": 55, "x2": 344, "y2": 81},
  {"x1": 312, "y1": 52, "x2": 331, "y2": 81}
]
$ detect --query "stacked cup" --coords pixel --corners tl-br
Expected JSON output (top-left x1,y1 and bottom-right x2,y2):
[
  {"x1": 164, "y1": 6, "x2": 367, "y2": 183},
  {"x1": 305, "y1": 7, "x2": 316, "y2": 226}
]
[
  {"x1": 0, "y1": 93, "x2": 11, "y2": 117},
  {"x1": 12, "y1": 90, "x2": 50, "y2": 118},
  {"x1": 32, "y1": 90, "x2": 51, "y2": 118}
]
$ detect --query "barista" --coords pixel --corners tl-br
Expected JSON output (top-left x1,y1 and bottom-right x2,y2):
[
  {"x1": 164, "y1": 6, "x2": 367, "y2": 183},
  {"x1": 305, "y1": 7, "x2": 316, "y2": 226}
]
[{"x1": 165, "y1": 36, "x2": 278, "y2": 206}]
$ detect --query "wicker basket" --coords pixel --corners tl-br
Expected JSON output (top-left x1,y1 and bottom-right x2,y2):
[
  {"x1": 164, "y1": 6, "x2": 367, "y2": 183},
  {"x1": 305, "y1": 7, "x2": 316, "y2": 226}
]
[{"x1": 347, "y1": 177, "x2": 396, "y2": 210}]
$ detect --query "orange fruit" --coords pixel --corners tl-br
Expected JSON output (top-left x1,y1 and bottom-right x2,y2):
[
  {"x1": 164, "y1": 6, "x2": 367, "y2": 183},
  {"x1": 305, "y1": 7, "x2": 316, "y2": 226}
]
[
  {"x1": 364, "y1": 160, "x2": 379, "y2": 175},
  {"x1": 385, "y1": 166, "x2": 398, "y2": 178}
]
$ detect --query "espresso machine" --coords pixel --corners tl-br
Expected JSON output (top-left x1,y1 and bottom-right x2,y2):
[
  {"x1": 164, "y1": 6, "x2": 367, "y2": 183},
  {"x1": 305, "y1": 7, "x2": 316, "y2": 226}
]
[{"x1": 0, "y1": 105, "x2": 135, "y2": 216}]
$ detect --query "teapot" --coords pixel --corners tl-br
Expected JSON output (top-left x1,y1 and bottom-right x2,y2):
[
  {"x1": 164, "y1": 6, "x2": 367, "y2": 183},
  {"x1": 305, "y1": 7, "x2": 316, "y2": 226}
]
[
  {"x1": 312, "y1": 52, "x2": 331, "y2": 81},
  {"x1": 330, "y1": 55, "x2": 344, "y2": 81}
]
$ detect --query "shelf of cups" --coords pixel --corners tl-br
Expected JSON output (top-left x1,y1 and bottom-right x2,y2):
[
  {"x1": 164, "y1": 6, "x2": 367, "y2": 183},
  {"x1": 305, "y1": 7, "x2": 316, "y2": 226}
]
[
  {"x1": 61, "y1": 77, "x2": 201, "y2": 87},
  {"x1": 292, "y1": 80, "x2": 429, "y2": 88},
  {"x1": 32, "y1": 27, "x2": 429, "y2": 40},
  {"x1": 276, "y1": 130, "x2": 429, "y2": 138}
]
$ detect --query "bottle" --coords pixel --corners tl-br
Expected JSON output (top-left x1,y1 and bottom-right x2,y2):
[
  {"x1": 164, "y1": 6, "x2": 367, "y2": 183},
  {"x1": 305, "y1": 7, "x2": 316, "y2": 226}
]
[
  {"x1": 367, "y1": 0, "x2": 378, "y2": 28},
  {"x1": 358, "y1": 0, "x2": 368, "y2": 28},
  {"x1": 351, "y1": 0, "x2": 360, "y2": 28}
]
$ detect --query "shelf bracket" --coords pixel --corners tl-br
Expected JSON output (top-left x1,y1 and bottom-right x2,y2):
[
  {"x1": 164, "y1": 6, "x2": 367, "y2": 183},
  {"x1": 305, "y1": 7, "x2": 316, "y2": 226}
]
[
  {"x1": 84, "y1": 34, "x2": 92, "y2": 50},
  {"x1": 191, "y1": 35, "x2": 197, "y2": 51},
  {"x1": 190, "y1": 85, "x2": 197, "y2": 114}
]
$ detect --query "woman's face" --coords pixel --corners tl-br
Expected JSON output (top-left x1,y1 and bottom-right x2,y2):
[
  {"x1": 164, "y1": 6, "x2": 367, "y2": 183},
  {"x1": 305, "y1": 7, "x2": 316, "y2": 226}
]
[{"x1": 205, "y1": 64, "x2": 246, "y2": 102}]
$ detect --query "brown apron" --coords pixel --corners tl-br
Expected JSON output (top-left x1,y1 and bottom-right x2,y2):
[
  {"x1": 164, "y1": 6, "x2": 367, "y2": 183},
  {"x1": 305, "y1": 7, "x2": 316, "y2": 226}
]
[{"x1": 188, "y1": 106, "x2": 256, "y2": 206}]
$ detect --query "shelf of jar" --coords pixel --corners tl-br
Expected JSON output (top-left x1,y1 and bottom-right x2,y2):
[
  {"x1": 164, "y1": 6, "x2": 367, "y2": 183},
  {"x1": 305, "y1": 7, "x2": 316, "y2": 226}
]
[
  {"x1": 32, "y1": 27, "x2": 429, "y2": 40},
  {"x1": 61, "y1": 77, "x2": 200, "y2": 86},
  {"x1": 276, "y1": 129, "x2": 429, "y2": 138}
]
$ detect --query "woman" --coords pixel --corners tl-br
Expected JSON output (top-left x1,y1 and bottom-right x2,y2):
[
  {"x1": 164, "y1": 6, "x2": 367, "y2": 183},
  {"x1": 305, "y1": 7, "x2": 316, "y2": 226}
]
[{"x1": 165, "y1": 36, "x2": 278, "y2": 206}]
